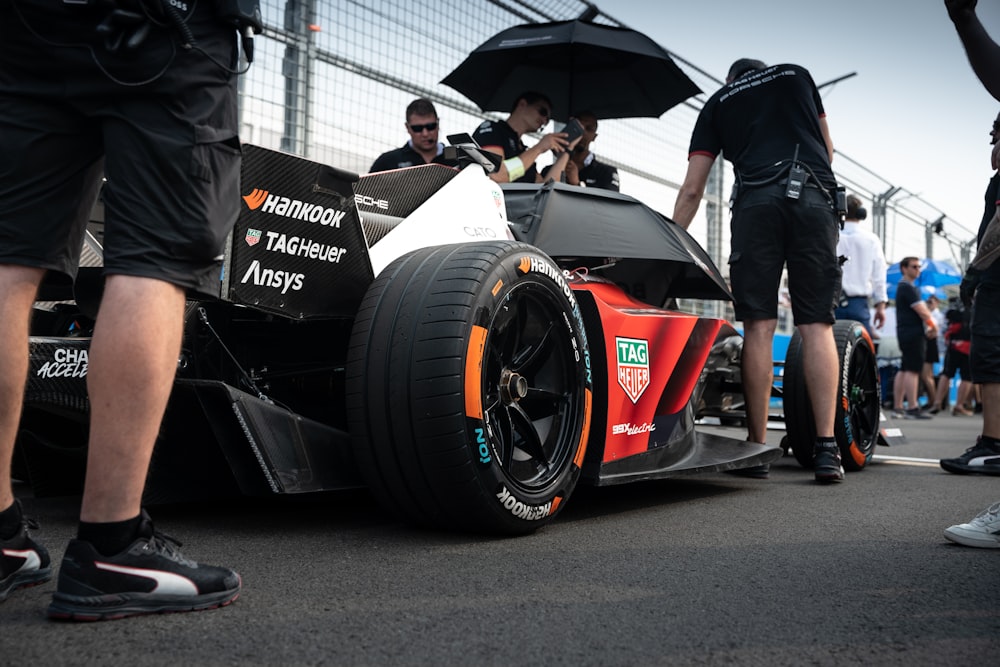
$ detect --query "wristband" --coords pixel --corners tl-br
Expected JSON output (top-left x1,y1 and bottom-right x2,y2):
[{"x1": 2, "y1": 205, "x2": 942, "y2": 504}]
[
  {"x1": 925, "y1": 318, "x2": 935, "y2": 328},
  {"x1": 503, "y1": 157, "x2": 525, "y2": 181}
]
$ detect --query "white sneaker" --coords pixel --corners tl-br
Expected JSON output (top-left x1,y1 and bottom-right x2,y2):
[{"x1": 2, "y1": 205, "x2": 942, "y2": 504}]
[{"x1": 944, "y1": 502, "x2": 1000, "y2": 548}]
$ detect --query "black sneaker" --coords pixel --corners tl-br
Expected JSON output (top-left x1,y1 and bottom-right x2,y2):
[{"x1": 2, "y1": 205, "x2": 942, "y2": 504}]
[
  {"x1": 904, "y1": 408, "x2": 932, "y2": 420},
  {"x1": 0, "y1": 500, "x2": 52, "y2": 602},
  {"x1": 940, "y1": 437, "x2": 1000, "y2": 476},
  {"x1": 47, "y1": 510, "x2": 240, "y2": 621},
  {"x1": 814, "y1": 442, "x2": 845, "y2": 483}
]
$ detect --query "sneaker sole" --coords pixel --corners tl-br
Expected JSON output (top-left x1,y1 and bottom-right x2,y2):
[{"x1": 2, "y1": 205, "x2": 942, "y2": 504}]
[
  {"x1": 0, "y1": 566, "x2": 52, "y2": 602},
  {"x1": 814, "y1": 466, "x2": 845, "y2": 483},
  {"x1": 939, "y1": 461, "x2": 1000, "y2": 475},
  {"x1": 944, "y1": 528, "x2": 1000, "y2": 548},
  {"x1": 47, "y1": 581, "x2": 240, "y2": 622}
]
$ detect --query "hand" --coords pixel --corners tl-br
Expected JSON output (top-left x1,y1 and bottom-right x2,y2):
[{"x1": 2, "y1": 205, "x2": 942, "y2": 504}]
[
  {"x1": 539, "y1": 132, "x2": 569, "y2": 154},
  {"x1": 564, "y1": 159, "x2": 580, "y2": 186},
  {"x1": 960, "y1": 266, "x2": 983, "y2": 307},
  {"x1": 873, "y1": 304, "x2": 886, "y2": 330}
]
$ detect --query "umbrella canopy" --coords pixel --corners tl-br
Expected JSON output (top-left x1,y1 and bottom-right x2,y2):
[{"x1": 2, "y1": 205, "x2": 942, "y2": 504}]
[
  {"x1": 441, "y1": 19, "x2": 701, "y2": 121},
  {"x1": 886, "y1": 258, "x2": 963, "y2": 299},
  {"x1": 503, "y1": 181, "x2": 733, "y2": 303}
]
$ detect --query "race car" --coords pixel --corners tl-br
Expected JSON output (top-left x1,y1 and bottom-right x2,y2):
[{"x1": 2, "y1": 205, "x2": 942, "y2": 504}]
[{"x1": 15, "y1": 143, "x2": 881, "y2": 535}]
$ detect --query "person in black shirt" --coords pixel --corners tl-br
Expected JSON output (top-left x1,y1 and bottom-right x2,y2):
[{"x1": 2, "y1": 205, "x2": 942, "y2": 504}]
[
  {"x1": 941, "y1": 0, "x2": 1000, "y2": 549},
  {"x1": 472, "y1": 91, "x2": 578, "y2": 184},
  {"x1": 892, "y1": 258, "x2": 938, "y2": 418},
  {"x1": 542, "y1": 111, "x2": 620, "y2": 191},
  {"x1": 369, "y1": 98, "x2": 452, "y2": 172},
  {"x1": 672, "y1": 58, "x2": 844, "y2": 483}
]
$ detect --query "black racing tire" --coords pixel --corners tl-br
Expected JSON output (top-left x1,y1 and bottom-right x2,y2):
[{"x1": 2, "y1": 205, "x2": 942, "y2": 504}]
[
  {"x1": 784, "y1": 319, "x2": 881, "y2": 471},
  {"x1": 346, "y1": 241, "x2": 593, "y2": 534}
]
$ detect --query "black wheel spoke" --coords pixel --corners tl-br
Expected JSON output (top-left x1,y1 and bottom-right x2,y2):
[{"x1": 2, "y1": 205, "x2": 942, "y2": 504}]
[
  {"x1": 512, "y1": 320, "x2": 558, "y2": 374},
  {"x1": 477, "y1": 280, "x2": 586, "y2": 493},
  {"x1": 509, "y1": 402, "x2": 550, "y2": 468}
]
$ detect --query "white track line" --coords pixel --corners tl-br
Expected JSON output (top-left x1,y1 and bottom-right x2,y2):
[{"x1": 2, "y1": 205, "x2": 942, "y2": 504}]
[{"x1": 873, "y1": 454, "x2": 942, "y2": 468}]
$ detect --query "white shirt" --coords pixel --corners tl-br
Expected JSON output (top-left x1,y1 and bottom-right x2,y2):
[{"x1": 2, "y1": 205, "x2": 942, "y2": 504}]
[{"x1": 837, "y1": 220, "x2": 888, "y2": 303}]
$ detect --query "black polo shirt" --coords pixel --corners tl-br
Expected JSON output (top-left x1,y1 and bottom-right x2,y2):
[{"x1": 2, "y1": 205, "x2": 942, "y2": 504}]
[
  {"x1": 472, "y1": 119, "x2": 538, "y2": 184},
  {"x1": 896, "y1": 280, "x2": 923, "y2": 340},
  {"x1": 541, "y1": 154, "x2": 620, "y2": 191},
  {"x1": 689, "y1": 63, "x2": 836, "y2": 190},
  {"x1": 369, "y1": 142, "x2": 449, "y2": 173},
  {"x1": 579, "y1": 157, "x2": 619, "y2": 191}
]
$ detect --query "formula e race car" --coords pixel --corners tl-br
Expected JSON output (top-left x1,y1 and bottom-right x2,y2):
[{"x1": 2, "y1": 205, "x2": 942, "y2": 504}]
[{"x1": 16, "y1": 143, "x2": 882, "y2": 535}]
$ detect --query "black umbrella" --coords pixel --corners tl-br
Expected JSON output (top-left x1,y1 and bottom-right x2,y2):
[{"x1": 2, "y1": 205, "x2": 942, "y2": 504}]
[
  {"x1": 441, "y1": 19, "x2": 701, "y2": 121},
  {"x1": 504, "y1": 181, "x2": 733, "y2": 303}
]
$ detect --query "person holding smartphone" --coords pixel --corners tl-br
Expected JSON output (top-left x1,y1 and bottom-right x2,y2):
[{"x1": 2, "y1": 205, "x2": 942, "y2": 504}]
[
  {"x1": 472, "y1": 91, "x2": 580, "y2": 184},
  {"x1": 543, "y1": 111, "x2": 620, "y2": 191}
]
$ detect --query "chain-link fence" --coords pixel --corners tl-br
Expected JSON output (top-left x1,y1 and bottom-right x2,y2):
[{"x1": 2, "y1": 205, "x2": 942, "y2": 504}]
[{"x1": 239, "y1": 0, "x2": 976, "y2": 325}]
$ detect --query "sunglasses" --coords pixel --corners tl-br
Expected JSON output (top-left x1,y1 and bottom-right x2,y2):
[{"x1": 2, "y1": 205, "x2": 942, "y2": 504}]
[
  {"x1": 905, "y1": 264, "x2": 921, "y2": 269},
  {"x1": 536, "y1": 105, "x2": 550, "y2": 118},
  {"x1": 408, "y1": 122, "x2": 438, "y2": 133}
]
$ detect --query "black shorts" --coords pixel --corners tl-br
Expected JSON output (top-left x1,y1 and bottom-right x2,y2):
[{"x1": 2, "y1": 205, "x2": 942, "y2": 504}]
[
  {"x1": 924, "y1": 338, "x2": 940, "y2": 364},
  {"x1": 898, "y1": 335, "x2": 926, "y2": 373},
  {"x1": 729, "y1": 185, "x2": 841, "y2": 325},
  {"x1": 0, "y1": 1, "x2": 241, "y2": 298},
  {"x1": 970, "y1": 284, "x2": 1000, "y2": 384},
  {"x1": 942, "y1": 347, "x2": 971, "y2": 381}
]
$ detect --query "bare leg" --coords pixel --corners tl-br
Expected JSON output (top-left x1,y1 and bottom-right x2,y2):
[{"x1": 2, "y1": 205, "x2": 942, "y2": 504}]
[
  {"x1": 893, "y1": 369, "x2": 908, "y2": 411},
  {"x1": 904, "y1": 370, "x2": 922, "y2": 411},
  {"x1": 79, "y1": 275, "x2": 185, "y2": 523},
  {"x1": 0, "y1": 266, "x2": 45, "y2": 511},
  {"x1": 796, "y1": 322, "x2": 838, "y2": 439},
  {"x1": 982, "y1": 383, "x2": 1000, "y2": 440},
  {"x1": 741, "y1": 319, "x2": 776, "y2": 444},
  {"x1": 956, "y1": 380, "x2": 975, "y2": 413},
  {"x1": 921, "y1": 362, "x2": 937, "y2": 404},
  {"x1": 933, "y1": 374, "x2": 951, "y2": 410}
]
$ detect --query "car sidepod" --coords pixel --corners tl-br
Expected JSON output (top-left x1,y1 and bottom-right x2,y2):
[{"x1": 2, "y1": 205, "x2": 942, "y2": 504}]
[{"x1": 571, "y1": 278, "x2": 780, "y2": 484}]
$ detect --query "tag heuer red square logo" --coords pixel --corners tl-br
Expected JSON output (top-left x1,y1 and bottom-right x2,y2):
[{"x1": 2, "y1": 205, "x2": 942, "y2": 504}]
[{"x1": 245, "y1": 228, "x2": 262, "y2": 246}]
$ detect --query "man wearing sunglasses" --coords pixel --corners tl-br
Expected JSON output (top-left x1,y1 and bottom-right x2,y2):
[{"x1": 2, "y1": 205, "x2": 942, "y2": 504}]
[
  {"x1": 472, "y1": 91, "x2": 579, "y2": 184},
  {"x1": 369, "y1": 98, "x2": 452, "y2": 172}
]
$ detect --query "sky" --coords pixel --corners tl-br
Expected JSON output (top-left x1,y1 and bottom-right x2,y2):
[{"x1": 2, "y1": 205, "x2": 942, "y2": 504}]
[{"x1": 608, "y1": 0, "x2": 1000, "y2": 263}]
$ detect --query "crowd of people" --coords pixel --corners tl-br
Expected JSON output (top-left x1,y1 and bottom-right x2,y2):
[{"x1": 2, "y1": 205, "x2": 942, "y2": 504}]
[
  {"x1": 1, "y1": 0, "x2": 998, "y2": 630},
  {"x1": 368, "y1": 94, "x2": 620, "y2": 191}
]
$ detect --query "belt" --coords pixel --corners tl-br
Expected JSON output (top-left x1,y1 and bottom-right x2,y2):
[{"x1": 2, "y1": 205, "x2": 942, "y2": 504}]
[{"x1": 844, "y1": 295, "x2": 869, "y2": 299}]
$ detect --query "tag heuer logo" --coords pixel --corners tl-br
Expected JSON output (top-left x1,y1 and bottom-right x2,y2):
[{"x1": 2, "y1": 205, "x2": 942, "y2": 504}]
[
  {"x1": 245, "y1": 228, "x2": 262, "y2": 246},
  {"x1": 616, "y1": 337, "x2": 650, "y2": 404}
]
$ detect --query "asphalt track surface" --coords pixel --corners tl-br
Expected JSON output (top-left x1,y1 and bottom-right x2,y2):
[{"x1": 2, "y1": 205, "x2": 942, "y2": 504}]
[{"x1": 3, "y1": 411, "x2": 998, "y2": 666}]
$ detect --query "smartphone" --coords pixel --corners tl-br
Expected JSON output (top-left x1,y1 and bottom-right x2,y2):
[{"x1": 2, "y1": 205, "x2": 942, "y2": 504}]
[{"x1": 563, "y1": 118, "x2": 584, "y2": 143}]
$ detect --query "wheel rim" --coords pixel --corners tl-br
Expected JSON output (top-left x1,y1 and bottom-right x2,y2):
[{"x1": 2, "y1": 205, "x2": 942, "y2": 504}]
[
  {"x1": 482, "y1": 282, "x2": 584, "y2": 495},
  {"x1": 846, "y1": 339, "x2": 880, "y2": 458}
]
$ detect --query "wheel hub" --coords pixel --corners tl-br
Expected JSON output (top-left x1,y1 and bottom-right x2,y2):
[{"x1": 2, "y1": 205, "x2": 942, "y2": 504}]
[{"x1": 500, "y1": 369, "x2": 528, "y2": 404}]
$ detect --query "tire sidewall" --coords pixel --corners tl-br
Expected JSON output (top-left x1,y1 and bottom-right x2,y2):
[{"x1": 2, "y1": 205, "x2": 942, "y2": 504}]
[{"x1": 465, "y1": 246, "x2": 593, "y2": 527}]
